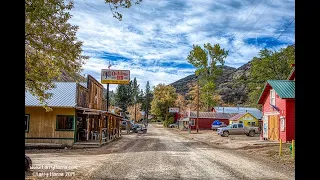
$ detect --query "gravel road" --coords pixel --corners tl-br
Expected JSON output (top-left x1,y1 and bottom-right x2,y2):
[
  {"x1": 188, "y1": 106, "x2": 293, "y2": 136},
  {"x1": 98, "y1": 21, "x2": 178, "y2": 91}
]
[{"x1": 26, "y1": 124, "x2": 294, "y2": 180}]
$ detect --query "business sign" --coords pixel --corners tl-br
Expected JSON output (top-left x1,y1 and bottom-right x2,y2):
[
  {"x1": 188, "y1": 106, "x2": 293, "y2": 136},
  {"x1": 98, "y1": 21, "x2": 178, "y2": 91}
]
[
  {"x1": 101, "y1": 69, "x2": 130, "y2": 84},
  {"x1": 169, "y1": 108, "x2": 179, "y2": 113}
]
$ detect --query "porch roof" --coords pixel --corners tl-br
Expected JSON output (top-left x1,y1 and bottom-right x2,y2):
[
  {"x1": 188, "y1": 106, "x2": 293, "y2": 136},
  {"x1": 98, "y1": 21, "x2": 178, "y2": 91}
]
[{"x1": 75, "y1": 107, "x2": 124, "y2": 118}]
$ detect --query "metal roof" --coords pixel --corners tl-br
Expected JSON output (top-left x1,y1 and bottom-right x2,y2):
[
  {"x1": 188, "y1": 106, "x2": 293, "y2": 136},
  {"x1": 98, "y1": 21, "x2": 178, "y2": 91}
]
[
  {"x1": 189, "y1": 111, "x2": 236, "y2": 119},
  {"x1": 25, "y1": 82, "x2": 86, "y2": 107},
  {"x1": 214, "y1": 107, "x2": 262, "y2": 120},
  {"x1": 267, "y1": 80, "x2": 295, "y2": 98},
  {"x1": 257, "y1": 80, "x2": 295, "y2": 104},
  {"x1": 229, "y1": 113, "x2": 246, "y2": 121}
]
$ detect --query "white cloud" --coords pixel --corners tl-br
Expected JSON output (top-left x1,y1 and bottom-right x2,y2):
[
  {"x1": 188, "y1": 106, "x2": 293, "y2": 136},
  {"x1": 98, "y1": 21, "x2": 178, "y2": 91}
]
[{"x1": 70, "y1": 0, "x2": 295, "y2": 91}]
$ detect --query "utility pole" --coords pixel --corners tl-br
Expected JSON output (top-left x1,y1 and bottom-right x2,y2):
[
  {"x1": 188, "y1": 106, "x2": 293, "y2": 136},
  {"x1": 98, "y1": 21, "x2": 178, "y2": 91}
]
[
  {"x1": 106, "y1": 83, "x2": 109, "y2": 111},
  {"x1": 196, "y1": 79, "x2": 199, "y2": 133}
]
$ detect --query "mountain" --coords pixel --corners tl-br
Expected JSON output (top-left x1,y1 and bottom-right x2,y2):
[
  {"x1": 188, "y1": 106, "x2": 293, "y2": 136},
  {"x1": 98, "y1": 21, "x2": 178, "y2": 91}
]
[{"x1": 170, "y1": 62, "x2": 252, "y2": 106}]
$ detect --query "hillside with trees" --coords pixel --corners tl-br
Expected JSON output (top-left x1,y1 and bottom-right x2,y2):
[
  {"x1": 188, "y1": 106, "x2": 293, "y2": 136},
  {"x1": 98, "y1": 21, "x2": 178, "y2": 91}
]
[{"x1": 170, "y1": 44, "x2": 295, "y2": 107}]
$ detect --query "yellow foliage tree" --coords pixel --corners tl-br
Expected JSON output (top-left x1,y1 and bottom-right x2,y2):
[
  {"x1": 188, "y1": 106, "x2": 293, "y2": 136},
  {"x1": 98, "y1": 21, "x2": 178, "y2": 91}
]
[{"x1": 127, "y1": 103, "x2": 143, "y2": 122}]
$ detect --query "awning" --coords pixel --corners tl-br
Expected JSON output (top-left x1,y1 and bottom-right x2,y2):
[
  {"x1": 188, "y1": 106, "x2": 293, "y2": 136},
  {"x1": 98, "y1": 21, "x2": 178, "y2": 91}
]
[{"x1": 75, "y1": 106, "x2": 124, "y2": 118}]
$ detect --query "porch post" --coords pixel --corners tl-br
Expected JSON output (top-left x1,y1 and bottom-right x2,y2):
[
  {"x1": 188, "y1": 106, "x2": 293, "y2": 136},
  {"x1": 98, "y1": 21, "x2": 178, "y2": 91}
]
[
  {"x1": 86, "y1": 115, "x2": 90, "y2": 141},
  {"x1": 100, "y1": 113, "x2": 102, "y2": 145}
]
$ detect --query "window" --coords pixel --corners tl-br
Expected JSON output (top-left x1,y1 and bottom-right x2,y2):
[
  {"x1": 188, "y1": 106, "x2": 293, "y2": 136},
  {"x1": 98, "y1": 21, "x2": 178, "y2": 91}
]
[
  {"x1": 247, "y1": 122, "x2": 251, "y2": 126},
  {"x1": 56, "y1": 115, "x2": 74, "y2": 130},
  {"x1": 25, "y1": 114, "x2": 30, "y2": 132},
  {"x1": 270, "y1": 89, "x2": 276, "y2": 106},
  {"x1": 251, "y1": 122, "x2": 256, "y2": 126},
  {"x1": 238, "y1": 124, "x2": 244, "y2": 128},
  {"x1": 232, "y1": 124, "x2": 237, "y2": 128}
]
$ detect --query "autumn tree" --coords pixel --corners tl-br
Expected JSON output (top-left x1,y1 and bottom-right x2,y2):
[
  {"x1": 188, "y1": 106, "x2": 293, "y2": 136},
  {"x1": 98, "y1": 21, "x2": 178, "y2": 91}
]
[
  {"x1": 25, "y1": 0, "x2": 141, "y2": 111},
  {"x1": 186, "y1": 82, "x2": 205, "y2": 111},
  {"x1": 187, "y1": 43, "x2": 228, "y2": 111},
  {"x1": 127, "y1": 103, "x2": 143, "y2": 122},
  {"x1": 151, "y1": 84, "x2": 177, "y2": 121},
  {"x1": 106, "y1": 0, "x2": 143, "y2": 21}
]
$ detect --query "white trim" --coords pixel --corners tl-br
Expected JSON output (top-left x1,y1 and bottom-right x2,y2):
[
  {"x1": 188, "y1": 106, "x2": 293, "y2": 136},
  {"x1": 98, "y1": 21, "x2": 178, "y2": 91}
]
[
  {"x1": 270, "y1": 89, "x2": 276, "y2": 106},
  {"x1": 264, "y1": 111, "x2": 280, "y2": 116}
]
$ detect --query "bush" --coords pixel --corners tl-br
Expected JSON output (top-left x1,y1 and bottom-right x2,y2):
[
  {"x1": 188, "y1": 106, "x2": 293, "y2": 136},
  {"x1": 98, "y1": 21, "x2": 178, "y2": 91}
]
[{"x1": 163, "y1": 117, "x2": 174, "y2": 127}]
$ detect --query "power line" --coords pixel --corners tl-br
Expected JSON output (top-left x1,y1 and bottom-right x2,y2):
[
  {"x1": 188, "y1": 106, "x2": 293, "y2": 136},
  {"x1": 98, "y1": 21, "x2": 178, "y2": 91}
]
[
  {"x1": 230, "y1": 0, "x2": 263, "y2": 41},
  {"x1": 241, "y1": 0, "x2": 275, "y2": 40},
  {"x1": 231, "y1": 0, "x2": 275, "y2": 54},
  {"x1": 238, "y1": 0, "x2": 263, "y2": 32},
  {"x1": 275, "y1": 18, "x2": 295, "y2": 41}
]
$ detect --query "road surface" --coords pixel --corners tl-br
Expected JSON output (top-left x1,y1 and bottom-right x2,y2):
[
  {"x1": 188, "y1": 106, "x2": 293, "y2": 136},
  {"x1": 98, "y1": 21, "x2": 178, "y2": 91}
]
[{"x1": 26, "y1": 124, "x2": 294, "y2": 180}]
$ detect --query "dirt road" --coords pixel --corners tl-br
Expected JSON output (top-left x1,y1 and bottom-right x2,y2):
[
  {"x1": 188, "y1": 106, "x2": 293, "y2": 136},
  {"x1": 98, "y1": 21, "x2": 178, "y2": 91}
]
[{"x1": 26, "y1": 124, "x2": 294, "y2": 180}]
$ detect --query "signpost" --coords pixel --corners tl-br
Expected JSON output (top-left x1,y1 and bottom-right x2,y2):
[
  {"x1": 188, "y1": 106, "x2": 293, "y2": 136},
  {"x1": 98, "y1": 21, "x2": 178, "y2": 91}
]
[
  {"x1": 101, "y1": 69, "x2": 130, "y2": 84},
  {"x1": 101, "y1": 69, "x2": 130, "y2": 111}
]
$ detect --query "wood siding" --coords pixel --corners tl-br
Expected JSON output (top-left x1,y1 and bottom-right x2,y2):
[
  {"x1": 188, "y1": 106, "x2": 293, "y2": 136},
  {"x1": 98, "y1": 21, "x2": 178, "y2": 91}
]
[
  {"x1": 230, "y1": 113, "x2": 259, "y2": 127},
  {"x1": 25, "y1": 107, "x2": 75, "y2": 146},
  {"x1": 76, "y1": 83, "x2": 89, "y2": 108},
  {"x1": 190, "y1": 118, "x2": 229, "y2": 130},
  {"x1": 87, "y1": 75, "x2": 104, "y2": 110},
  {"x1": 285, "y1": 99, "x2": 295, "y2": 142}
]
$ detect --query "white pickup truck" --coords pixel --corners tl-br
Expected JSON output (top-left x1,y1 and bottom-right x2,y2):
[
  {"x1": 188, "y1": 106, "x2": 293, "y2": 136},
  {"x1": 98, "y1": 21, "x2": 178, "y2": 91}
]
[{"x1": 217, "y1": 123, "x2": 260, "y2": 137}]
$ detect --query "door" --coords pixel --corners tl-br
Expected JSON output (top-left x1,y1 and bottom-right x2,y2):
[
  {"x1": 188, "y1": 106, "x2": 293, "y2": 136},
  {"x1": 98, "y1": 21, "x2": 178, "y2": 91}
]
[
  {"x1": 237, "y1": 123, "x2": 245, "y2": 134},
  {"x1": 229, "y1": 124, "x2": 238, "y2": 135},
  {"x1": 268, "y1": 115, "x2": 279, "y2": 140},
  {"x1": 263, "y1": 116, "x2": 268, "y2": 139}
]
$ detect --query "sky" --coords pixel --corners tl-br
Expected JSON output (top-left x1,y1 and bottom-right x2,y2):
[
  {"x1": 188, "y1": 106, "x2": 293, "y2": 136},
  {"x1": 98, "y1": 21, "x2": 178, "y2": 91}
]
[{"x1": 69, "y1": 0, "x2": 295, "y2": 92}]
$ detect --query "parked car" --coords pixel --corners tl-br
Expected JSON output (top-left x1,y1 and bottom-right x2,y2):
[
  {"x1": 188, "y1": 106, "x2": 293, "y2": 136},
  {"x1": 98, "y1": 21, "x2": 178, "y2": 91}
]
[
  {"x1": 132, "y1": 124, "x2": 142, "y2": 133},
  {"x1": 217, "y1": 123, "x2": 260, "y2": 137},
  {"x1": 211, "y1": 120, "x2": 227, "y2": 131},
  {"x1": 169, "y1": 122, "x2": 178, "y2": 128},
  {"x1": 25, "y1": 155, "x2": 32, "y2": 171}
]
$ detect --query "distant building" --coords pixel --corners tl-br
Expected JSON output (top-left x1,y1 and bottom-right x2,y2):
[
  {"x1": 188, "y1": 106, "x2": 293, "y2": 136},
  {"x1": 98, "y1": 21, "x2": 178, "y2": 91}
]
[{"x1": 213, "y1": 106, "x2": 262, "y2": 120}]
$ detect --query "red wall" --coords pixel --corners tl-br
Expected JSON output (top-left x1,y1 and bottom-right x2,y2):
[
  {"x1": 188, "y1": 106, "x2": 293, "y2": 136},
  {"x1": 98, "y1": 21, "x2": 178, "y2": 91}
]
[
  {"x1": 285, "y1": 99, "x2": 295, "y2": 142},
  {"x1": 262, "y1": 90, "x2": 286, "y2": 113},
  {"x1": 262, "y1": 88, "x2": 295, "y2": 142},
  {"x1": 190, "y1": 118, "x2": 229, "y2": 130}
]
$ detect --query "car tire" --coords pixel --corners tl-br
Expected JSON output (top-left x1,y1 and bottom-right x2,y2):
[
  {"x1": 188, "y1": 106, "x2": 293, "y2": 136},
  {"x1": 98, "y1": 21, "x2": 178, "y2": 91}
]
[
  {"x1": 223, "y1": 131, "x2": 229, "y2": 137},
  {"x1": 249, "y1": 130, "x2": 255, "y2": 137}
]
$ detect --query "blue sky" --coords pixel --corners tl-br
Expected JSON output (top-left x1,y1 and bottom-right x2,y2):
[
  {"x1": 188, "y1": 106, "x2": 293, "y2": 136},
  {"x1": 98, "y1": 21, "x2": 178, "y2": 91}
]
[{"x1": 69, "y1": 0, "x2": 295, "y2": 92}]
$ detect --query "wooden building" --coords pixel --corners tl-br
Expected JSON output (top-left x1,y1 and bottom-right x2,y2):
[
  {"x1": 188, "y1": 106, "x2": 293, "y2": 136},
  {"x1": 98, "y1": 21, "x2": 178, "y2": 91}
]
[
  {"x1": 187, "y1": 111, "x2": 236, "y2": 130},
  {"x1": 229, "y1": 112, "x2": 260, "y2": 127},
  {"x1": 25, "y1": 75, "x2": 123, "y2": 147},
  {"x1": 257, "y1": 65, "x2": 295, "y2": 142}
]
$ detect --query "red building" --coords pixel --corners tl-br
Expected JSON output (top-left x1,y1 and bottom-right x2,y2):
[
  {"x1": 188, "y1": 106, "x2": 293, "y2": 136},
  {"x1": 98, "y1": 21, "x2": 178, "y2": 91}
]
[
  {"x1": 257, "y1": 65, "x2": 295, "y2": 142},
  {"x1": 188, "y1": 111, "x2": 236, "y2": 130}
]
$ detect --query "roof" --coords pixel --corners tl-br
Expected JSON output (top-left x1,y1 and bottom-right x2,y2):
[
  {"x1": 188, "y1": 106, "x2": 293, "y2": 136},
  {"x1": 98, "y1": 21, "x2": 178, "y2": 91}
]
[
  {"x1": 287, "y1": 67, "x2": 295, "y2": 80},
  {"x1": 257, "y1": 80, "x2": 295, "y2": 104},
  {"x1": 229, "y1": 113, "x2": 246, "y2": 121},
  {"x1": 189, "y1": 111, "x2": 236, "y2": 119},
  {"x1": 214, "y1": 107, "x2": 262, "y2": 120},
  {"x1": 25, "y1": 82, "x2": 86, "y2": 107}
]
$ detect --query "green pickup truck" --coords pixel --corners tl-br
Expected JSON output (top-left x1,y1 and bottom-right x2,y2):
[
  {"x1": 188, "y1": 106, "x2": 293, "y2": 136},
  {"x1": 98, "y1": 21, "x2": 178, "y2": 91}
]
[{"x1": 217, "y1": 123, "x2": 260, "y2": 137}]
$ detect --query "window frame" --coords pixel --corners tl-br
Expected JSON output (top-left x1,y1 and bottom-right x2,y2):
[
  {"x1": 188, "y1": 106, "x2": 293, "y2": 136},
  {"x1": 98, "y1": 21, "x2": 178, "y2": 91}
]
[
  {"x1": 270, "y1": 89, "x2": 276, "y2": 106},
  {"x1": 25, "y1": 114, "x2": 30, "y2": 132},
  {"x1": 56, "y1": 115, "x2": 75, "y2": 131}
]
